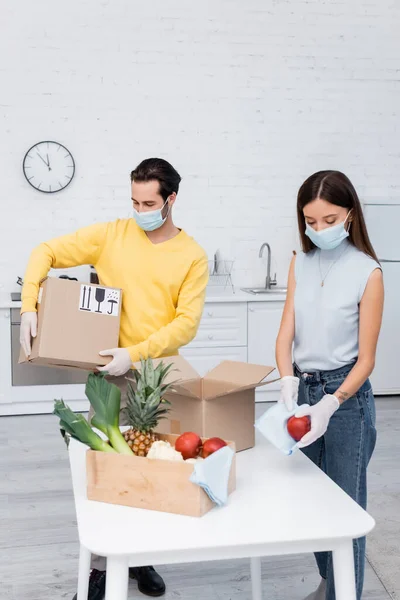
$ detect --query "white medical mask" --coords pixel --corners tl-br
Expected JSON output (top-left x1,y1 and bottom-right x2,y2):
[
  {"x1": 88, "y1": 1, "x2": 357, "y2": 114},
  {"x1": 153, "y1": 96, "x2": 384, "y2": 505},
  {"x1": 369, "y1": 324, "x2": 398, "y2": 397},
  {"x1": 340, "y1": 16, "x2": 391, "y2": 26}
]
[
  {"x1": 305, "y1": 211, "x2": 352, "y2": 251},
  {"x1": 133, "y1": 199, "x2": 170, "y2": 232}
]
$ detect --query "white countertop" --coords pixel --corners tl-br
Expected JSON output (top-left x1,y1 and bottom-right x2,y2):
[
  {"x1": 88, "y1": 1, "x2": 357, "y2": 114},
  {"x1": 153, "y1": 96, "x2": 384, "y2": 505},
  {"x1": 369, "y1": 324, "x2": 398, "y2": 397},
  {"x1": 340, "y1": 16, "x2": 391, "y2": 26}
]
[
  {"x1": 0, "y1": 288, "x2": 286, "y2": 309},
  {"x1": 0, "y1": 296, "x2": 22, "y2": 309},
  {"x1": 205, "y1": 288, "x2": 286, "y2": 303}
]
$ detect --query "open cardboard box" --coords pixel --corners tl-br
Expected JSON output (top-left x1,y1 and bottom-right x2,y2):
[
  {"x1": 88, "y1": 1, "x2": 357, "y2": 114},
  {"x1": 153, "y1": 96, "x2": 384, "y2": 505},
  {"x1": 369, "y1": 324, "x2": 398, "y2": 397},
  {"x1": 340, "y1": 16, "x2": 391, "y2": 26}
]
[
  {"x1": 134, "y1": 356, "x2": 276, "y2": 452},
  {"x1": 86, "y1": 432, "x2": 236, "y2": 517},
  {"x1": 19, "y1": 277, "x2": 122, "y2": 371}
]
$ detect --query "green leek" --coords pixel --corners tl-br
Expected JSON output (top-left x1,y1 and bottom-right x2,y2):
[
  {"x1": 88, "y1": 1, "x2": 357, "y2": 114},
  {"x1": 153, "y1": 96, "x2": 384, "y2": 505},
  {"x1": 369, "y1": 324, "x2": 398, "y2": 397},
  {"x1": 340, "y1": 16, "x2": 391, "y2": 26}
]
[
  {"x1": 53, "y1": 400, "x2": 117, "y2": 453},
  {"x1": 85, "y1": 373, "x2": 133, "y2": 455}
]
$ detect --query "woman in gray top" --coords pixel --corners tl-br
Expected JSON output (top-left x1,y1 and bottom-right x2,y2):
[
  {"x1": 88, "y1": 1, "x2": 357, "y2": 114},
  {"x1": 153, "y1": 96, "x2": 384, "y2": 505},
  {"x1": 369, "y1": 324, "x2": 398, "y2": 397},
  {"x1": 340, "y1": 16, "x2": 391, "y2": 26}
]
[{"x1": 276, "y1": 171, "x2": 384, "y2": 600}]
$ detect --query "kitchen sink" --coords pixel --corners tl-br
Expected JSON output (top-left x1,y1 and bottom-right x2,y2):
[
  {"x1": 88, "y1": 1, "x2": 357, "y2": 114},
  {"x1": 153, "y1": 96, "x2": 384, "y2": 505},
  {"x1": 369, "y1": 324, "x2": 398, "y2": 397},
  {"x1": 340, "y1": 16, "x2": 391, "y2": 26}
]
[{"x1": 241, "y1": 287, "x2": 288, "y2": 295}]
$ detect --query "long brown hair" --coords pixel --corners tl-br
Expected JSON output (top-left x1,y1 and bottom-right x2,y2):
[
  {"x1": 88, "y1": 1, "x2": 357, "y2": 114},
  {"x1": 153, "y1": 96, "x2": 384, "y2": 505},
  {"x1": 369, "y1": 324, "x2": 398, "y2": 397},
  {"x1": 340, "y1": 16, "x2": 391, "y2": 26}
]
[{"x1": 297, "y1": 170, "x2": 379, "y2": 261}]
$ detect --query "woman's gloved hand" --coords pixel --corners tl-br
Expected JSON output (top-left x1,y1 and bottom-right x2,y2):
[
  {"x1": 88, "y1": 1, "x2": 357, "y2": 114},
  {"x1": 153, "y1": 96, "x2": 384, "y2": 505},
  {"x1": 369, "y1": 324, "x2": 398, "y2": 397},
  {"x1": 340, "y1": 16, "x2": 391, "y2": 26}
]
[
  {"x1": 278, "y1": 376, "x2": 300, "y2": 411},
  {"x1": 295, "y1": 394, "x2": 340, "y2": 447},
  {"x1": 20, "y1": 311, "x2": 38, "y2": 357}
]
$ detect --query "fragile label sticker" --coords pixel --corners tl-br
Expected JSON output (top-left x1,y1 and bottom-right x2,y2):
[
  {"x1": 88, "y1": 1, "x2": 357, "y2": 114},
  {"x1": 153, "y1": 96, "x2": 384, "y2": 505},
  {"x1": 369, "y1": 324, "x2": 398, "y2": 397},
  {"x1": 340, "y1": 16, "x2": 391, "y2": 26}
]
[{"x1": 79, "y1": 285, "x2": 121, "y2": 317}]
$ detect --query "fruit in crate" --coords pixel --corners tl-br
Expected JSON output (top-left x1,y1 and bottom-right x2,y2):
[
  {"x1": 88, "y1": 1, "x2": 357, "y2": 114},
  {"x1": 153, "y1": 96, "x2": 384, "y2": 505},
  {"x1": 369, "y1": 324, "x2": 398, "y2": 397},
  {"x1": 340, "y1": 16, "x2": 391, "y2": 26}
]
[
  {"x1": 202, "y1": 437, "x2": 227, "y2": 458},
  {"x1": 123, "y1": 357, "x2": 175, "y2": 457},
  {"x1": 287, "y1": 415, "x2": 311, "y2": 442},
  {"x1": 175, "y1": 432, "x2": 202, "y2": 460}
]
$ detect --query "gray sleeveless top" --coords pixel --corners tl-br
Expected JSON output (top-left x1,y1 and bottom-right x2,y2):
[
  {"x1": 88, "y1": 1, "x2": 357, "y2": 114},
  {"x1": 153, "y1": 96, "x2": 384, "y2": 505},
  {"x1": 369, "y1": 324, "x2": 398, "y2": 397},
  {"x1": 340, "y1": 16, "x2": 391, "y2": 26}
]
[{"x1": 294, "y1": 239, "x2": 380, "y2": 371}]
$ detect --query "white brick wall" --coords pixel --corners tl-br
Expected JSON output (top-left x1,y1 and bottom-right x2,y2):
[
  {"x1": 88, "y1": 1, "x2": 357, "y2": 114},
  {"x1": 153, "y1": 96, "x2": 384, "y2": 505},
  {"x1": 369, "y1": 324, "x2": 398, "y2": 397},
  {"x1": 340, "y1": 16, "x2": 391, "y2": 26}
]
[{"x1": 1, "y1": 0, "x2": 399, "y2": 293}]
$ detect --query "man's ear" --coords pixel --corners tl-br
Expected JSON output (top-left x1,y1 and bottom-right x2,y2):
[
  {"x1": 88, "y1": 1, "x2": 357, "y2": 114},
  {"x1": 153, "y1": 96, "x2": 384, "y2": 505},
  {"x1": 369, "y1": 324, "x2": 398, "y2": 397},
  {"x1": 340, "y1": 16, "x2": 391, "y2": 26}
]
[{"x1": 168, "y1": 192, "x2": 177, "y2": 207}]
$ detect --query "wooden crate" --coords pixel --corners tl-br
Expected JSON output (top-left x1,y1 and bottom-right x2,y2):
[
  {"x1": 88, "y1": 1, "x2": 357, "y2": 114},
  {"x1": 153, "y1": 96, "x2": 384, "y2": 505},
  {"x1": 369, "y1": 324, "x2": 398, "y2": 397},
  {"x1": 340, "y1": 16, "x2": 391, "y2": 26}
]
[{"x1": 86, "y1": 433, "x2": 236, "y2": 517}]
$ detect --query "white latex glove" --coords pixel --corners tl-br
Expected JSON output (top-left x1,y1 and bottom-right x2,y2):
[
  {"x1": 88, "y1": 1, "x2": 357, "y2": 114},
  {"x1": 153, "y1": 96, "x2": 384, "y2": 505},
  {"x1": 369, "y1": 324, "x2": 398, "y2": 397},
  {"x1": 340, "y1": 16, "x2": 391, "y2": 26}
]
[
  {"x1": 20, "y1": 311, "x2": 38, "y2": 357},
  {"x1": 278, "y1": 376, "x2": 300, "y2": 411},
  {"x1": 97, "y1": 348, "x2": 132, "y2": 377},
  {"x1": 295, "y1": 394, "x2": 340, "y2": 448}
]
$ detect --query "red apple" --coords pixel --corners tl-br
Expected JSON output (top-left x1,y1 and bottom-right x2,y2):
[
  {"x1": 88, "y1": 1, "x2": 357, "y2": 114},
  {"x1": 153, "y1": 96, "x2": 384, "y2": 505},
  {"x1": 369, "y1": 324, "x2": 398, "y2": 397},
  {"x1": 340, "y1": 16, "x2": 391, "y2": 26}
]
[
  {"x1": 175, "y1": 432, "x2": 202, "y2": 460},
  {"x1": 287, "y1": 416, "x2": 311, "y2": 442},
  {"x1": 202, "y1": 437, "x2": 227, "y2": 458}
]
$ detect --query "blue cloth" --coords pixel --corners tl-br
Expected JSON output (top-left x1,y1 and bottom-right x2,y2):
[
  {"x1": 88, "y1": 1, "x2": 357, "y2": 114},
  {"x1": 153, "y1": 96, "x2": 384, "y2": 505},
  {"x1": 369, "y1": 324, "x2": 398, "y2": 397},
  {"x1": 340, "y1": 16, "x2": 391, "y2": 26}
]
[
  {"x1": 295, "y1": 362, "x2": 377, "y2": 600},
  {"x1": 189, "y1": 446, "x2": 235, "y2": 506},
  {"x1": 255, "y1": 401, "x2": 300, "y2": 455}
]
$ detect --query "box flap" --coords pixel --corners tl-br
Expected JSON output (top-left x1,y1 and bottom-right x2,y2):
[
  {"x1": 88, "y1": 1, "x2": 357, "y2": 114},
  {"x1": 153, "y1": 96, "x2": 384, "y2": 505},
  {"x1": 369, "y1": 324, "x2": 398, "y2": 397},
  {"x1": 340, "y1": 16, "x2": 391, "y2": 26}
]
[
  {"x1": 132, "y1": 355, "x2": 202, "y2": 400},
  {"x1": 203, "y1": 361, "x2": 275, "y2": 400}
]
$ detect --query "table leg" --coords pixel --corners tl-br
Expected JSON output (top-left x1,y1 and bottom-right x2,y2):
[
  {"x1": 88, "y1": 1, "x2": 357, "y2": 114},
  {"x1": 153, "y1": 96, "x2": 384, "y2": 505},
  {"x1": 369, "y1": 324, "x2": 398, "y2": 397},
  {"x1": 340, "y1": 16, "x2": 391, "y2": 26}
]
[
  {"x1": 332, "y1": 540, "x2": 357, "y2": 600},
  {"x1": 105, "y1": 556, "x2": 129, "y2": 600},
  {"x1": 76, "y1": 545, "x2": 91, "y2": 600},
  {"x1": 250, "y1": 557, "x2": 262, "y2": 600}
]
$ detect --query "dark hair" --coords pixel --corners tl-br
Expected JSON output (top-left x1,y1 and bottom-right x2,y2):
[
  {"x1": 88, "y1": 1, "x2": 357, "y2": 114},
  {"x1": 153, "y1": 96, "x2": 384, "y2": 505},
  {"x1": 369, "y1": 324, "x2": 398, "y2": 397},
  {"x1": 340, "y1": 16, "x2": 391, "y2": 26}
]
[
  {"x1": 297, "y1": 170, "x2": 378, "y2": 262},
  {"x1": 130, "y1": 158, "x2": 182, "y2": 201}
]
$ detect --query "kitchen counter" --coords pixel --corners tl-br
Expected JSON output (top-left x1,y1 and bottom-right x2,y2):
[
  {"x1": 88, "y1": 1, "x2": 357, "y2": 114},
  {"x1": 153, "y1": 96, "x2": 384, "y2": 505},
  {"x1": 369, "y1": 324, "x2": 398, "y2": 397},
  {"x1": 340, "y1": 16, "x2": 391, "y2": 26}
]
[
  {"x1": 205, "y1": 288, "x2": 287, "y2": 303},
  {"x1": 0, "y1": 288, "x2": 287, "y2": 309},
  {"x1": 0, "y1": 298, "x2": 22, "y2": 309}
]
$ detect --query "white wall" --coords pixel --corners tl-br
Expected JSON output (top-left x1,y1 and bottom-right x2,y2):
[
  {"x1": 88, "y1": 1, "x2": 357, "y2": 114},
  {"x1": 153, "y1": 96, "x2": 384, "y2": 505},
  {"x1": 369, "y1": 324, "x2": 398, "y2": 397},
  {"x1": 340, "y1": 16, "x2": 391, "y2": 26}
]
[{"x1": 1, "y1": 0, "x2": 399, "y2": 293}]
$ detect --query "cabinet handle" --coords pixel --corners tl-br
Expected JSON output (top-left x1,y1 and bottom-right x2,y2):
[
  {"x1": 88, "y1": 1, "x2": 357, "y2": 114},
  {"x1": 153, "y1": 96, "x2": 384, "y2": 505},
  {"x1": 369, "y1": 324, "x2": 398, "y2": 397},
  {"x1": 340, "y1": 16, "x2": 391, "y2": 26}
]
[
  {"x1": 207, "y1": 312, "x2": 213, "y2": 317},
  {"x1": 4, "y1": 312, "x2": 10, "y2": 319},
  {"x1": 208, "y1": 334, "x2": 214, "y2": 340}
]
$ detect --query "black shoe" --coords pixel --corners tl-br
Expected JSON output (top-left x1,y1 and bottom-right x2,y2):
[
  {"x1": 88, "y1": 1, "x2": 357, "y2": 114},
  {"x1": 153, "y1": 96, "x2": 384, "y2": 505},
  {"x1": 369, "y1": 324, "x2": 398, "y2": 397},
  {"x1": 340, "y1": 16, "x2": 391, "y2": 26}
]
[
  {"x1": 129, "y1": 566, "x2": 166, "y2": 597},
  {"x1": 72, "y1": 569, "x2": 106, "y2": 600}
]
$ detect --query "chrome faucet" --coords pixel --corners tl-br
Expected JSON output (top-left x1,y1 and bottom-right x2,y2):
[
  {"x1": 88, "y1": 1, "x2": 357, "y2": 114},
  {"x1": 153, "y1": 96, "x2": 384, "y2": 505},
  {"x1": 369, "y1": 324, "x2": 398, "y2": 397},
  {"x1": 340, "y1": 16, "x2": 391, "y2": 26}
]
[{"x1": 259, "y1": 243, "x2": 277, "y2": 289}]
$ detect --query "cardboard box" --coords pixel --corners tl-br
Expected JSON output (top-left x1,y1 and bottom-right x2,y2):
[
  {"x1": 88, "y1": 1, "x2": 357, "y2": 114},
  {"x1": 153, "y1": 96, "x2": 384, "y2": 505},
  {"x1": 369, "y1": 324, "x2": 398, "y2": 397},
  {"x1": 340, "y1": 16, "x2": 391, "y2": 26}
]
[
  {"x1": 86, "y1": 433, "x2": 236, "y2": 517},
  {"x1": 144, "y1": 356, "x2": 275, "y2": 452},
  {"x1": 19, "y1": 277, "x2": 122, "y2": 371}
]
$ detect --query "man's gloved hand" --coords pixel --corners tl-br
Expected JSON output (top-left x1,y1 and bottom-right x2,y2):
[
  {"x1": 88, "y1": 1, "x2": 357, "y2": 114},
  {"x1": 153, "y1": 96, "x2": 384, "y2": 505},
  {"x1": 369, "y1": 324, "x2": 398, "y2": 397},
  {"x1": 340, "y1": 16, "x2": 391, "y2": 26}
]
[
  {"x1": 295, "y1": 394, "x2": 340, "y2": 448},
  {"x1": 278, "y1": 376, "x2": 300, "y2": 411},
  {"x1": 97, "y1": 348, "x2": 132, "y2": 377},
  {"x1": 20, "y1": 312, "x2": 38, "y2": 357}
]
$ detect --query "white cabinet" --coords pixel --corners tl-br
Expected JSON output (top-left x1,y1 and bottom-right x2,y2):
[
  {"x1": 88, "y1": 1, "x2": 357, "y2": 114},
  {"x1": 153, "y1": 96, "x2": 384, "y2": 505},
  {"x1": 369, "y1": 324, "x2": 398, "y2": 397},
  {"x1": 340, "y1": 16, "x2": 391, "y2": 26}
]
[
  {"x1": 181, "y1": 346, "x2": 248, "y2": 377},
  {"x1": 369, "y1": 263, "x2": 400, "y2": 394},
  {"x1": 247, "y1": 302, "x2": 284, "y2": 400},
  {"x1": 0, "y1": 308, "x2": 11, "y2": 407},
  {"x1": 187, "y1": 302, "x2": 247, "y2": 347},
  {"x1": 182, "y1": 302, "x2": 249, "y2": 378},
  {"x1": 0, "y1": 307, "x2": 88, "y2": 415},
  {"x1": 183, "y1": 299, "x2": 284, "y2": 401}
]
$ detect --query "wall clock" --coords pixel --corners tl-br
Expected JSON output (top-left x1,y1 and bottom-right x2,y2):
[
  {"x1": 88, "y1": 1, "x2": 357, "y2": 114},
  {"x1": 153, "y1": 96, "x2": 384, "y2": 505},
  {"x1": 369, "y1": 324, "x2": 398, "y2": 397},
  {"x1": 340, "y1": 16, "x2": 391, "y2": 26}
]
[{"x1": 23, "y1": 141, "x2": 75, "y2": 193}]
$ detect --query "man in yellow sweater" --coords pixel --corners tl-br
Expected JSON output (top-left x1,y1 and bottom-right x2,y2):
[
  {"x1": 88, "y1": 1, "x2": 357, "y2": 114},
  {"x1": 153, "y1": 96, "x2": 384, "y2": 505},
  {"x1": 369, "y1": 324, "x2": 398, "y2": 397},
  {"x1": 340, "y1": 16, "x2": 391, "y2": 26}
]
[{"x1": 20, "y1": 158, "x2": 209, "y2": 600}]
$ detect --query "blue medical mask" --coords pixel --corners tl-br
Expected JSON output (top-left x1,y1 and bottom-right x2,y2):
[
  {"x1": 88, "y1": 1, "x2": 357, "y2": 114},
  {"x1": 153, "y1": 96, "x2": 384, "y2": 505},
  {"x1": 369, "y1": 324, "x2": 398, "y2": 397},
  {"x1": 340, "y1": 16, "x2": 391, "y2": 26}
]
[
  {"x1": 305, "y1": 211, "x2": 352, "y2": 251},
  {"x1": 133, "y1": 199, "x2": 170, "y2": 232}
]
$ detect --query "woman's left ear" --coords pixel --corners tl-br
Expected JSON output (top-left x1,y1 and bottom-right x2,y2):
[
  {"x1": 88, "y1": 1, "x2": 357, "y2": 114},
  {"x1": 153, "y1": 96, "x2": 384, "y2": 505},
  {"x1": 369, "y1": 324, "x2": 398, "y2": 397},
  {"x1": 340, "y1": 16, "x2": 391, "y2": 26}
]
[{"x1": 346, "y1": 209, "x2": 353, "y2": 230}]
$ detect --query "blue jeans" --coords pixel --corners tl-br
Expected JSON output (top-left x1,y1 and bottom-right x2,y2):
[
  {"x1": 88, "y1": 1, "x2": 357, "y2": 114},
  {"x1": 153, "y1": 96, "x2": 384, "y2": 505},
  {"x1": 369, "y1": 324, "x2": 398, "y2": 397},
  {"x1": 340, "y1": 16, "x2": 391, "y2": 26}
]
[{"x1": 294, "y1": 362, "x2": 377, "y2": 600}]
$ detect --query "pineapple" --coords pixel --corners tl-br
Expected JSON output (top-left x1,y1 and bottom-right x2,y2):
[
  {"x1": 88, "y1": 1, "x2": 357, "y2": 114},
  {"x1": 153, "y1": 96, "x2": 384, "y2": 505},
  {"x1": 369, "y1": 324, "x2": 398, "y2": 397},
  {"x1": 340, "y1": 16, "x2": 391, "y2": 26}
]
[{"x1": 123, "y1": 357, "x2": 175, "y2": 457}]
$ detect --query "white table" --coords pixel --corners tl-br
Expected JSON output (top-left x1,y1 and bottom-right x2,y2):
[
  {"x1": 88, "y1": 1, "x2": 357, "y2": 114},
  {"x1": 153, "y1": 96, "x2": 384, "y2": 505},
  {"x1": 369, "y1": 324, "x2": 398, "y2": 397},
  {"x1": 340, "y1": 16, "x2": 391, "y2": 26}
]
[{"x1": 68, "y1": 434, "x2": 375, "y2": 600}]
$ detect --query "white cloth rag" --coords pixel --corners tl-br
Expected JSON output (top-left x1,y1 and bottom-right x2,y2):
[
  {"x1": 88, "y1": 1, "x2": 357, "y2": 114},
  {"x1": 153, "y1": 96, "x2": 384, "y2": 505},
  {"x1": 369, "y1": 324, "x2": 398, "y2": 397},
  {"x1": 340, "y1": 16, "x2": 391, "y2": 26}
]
[{"x1": 189, "y1": 446, "x2": 235, "y2": 506}]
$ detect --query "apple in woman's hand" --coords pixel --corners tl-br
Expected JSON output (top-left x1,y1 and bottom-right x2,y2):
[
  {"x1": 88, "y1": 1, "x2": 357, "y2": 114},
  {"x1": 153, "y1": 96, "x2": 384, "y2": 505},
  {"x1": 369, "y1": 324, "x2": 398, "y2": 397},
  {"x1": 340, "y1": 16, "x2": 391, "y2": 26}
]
[{"x1": 287, "y1": 415, "x2": 311, "y2": 442}]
